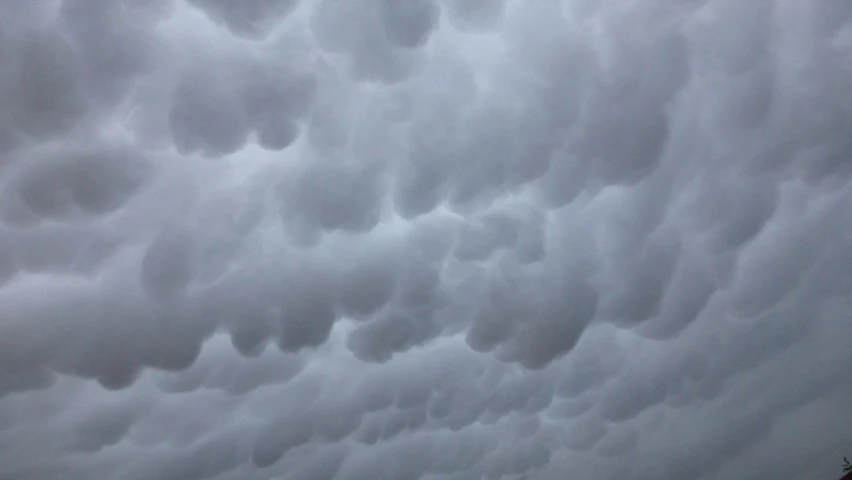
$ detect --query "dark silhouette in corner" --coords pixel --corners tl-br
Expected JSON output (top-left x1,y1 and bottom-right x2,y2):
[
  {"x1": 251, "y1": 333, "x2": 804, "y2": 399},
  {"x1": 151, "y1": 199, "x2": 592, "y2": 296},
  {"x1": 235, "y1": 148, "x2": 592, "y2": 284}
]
[{"x1": 841, "y1": 457, "x2": 852, "y2": 479}]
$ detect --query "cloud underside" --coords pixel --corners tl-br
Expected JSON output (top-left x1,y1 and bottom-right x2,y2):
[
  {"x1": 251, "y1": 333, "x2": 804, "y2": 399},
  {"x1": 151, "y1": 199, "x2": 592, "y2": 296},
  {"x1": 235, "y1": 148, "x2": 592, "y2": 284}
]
[{"x1": 1, "y1": 1, "x2": 852, "y2": 479}]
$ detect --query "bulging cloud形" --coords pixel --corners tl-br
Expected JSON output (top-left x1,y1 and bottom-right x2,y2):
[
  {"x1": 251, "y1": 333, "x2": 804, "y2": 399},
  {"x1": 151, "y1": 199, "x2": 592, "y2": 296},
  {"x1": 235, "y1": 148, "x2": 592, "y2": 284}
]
[{"x1": 1, "y1": 0, "x2": 852, "y2": 479}]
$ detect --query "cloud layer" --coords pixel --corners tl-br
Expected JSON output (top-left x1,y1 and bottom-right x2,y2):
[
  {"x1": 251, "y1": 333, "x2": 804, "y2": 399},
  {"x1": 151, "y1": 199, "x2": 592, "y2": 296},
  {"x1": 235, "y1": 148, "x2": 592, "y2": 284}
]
[{"x1": 1, "y1": 1, "x2": 852, "y2": 479}]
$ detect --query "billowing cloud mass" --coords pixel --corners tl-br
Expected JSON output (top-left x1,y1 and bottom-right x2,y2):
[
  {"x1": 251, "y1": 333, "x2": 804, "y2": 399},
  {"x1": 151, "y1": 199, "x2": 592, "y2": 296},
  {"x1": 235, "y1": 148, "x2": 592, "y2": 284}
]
[{"x1": 1, "y1": 1, "x2": 852, "y2": 479}]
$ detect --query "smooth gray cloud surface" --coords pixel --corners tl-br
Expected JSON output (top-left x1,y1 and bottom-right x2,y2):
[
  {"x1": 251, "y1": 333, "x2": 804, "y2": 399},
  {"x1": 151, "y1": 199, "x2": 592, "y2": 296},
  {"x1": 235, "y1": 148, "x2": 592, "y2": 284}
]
[{"x1": 1, "y1": 1, "x2": 852, "y2": 479}]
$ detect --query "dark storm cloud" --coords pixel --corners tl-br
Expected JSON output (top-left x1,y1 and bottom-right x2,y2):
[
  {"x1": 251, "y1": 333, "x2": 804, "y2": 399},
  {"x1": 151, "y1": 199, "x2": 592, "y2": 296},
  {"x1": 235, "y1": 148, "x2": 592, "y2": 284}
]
[{"x1": 1, "y1": 0, "x2": 852, "y2": 479}]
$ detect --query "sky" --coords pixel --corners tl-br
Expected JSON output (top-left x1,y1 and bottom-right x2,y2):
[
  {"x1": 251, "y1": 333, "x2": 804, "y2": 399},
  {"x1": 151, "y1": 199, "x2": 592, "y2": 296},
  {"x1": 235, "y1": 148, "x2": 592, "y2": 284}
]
[{"x1": 0, "y1": 0, "x2": 851, "y2": 479}]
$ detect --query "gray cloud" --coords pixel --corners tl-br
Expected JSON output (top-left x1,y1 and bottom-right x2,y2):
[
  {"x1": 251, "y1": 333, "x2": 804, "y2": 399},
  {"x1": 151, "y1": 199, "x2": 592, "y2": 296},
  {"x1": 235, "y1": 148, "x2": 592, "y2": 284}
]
[
  {"x1": 1, "y1": 0, "x2": 852, "y2": 479},
  {"x1": 186, "y1": 0, "x2": 299, "y2": 39}
]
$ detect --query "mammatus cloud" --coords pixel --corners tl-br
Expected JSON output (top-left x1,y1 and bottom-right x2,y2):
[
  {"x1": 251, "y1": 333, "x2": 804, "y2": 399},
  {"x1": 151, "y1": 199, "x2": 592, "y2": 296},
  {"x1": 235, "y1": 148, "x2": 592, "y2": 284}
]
[{"x1": 1, "y1": 0, "x2": 852, "y2": 479}]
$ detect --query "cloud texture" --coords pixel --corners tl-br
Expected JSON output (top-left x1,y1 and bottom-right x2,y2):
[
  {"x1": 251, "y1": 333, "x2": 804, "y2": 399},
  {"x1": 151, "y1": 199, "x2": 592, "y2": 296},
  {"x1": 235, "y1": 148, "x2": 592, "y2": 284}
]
[{"x1": 1, "y1": 0, "x2": 852, "y2": 479}]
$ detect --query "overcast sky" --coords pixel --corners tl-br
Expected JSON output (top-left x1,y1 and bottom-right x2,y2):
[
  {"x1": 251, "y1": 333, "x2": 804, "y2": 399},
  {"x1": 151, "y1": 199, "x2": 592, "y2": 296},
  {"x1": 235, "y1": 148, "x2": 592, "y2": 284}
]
[{"x1": 1, "y1": 0, "x2": 852, "y2": 479}]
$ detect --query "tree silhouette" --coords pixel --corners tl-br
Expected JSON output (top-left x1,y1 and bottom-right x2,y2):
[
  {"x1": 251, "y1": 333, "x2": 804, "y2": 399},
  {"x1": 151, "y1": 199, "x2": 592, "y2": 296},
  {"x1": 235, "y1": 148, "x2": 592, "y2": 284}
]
[{"x1": 843, "y1": 456, "x2": 852, "y2": 473}]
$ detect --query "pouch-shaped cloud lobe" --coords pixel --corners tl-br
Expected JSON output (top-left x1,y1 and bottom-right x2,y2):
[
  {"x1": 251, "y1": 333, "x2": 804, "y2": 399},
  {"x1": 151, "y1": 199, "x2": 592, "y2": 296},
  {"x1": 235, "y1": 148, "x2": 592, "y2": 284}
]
[{"x1": 1, "y1": 1, "x2": 852, "y2": 479}]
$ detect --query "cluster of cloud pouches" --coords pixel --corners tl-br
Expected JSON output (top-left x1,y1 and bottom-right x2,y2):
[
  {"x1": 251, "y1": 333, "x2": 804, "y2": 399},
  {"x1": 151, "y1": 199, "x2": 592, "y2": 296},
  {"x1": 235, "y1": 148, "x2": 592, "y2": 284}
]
[{"x1": 1, "y1": 1, "x2": 852, "y2": 479}]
